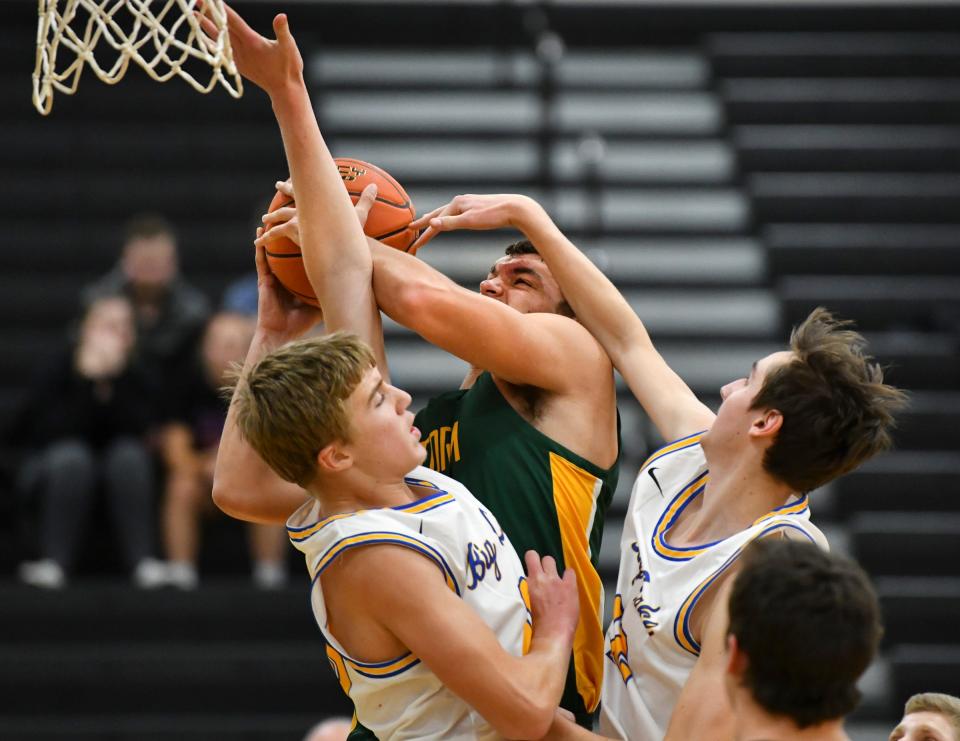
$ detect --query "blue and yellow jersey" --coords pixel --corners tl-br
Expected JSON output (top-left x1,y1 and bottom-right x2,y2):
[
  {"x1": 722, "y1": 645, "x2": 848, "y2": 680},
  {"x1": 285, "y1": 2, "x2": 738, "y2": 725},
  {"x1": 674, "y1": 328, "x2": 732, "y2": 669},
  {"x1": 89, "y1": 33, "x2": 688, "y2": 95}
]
[
  {"x1": 598, "y1": 432, "x2": 827, "y2": 741},
  {"x1": 288, "y1": 466, "x2": 530, "y2": 741}
]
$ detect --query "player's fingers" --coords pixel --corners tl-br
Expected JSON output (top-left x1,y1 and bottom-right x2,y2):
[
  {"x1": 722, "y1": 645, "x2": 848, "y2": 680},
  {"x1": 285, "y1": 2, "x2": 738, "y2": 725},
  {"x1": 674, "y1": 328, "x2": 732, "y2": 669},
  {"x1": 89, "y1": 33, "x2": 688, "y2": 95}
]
[
  {"x1": 275, "y1": 179, "x2": 295, "y2": 198},
  {"x1": 354, "y1": 183, "x2": 378, "y2": 227},
  {"x1": 262, "y1": 206, "x2": 295, "y2": 225},
  {"x1": 524, "y1": 550, "x2": 543, "y2": 577},
  {"x1": 273, "y1": 13, "x2": 295, "y2": 46},
  {"x1": 409, "y1": 204, "x2": 445, "y2": 230},
  {"x1": 410, "y1": 225, "x2": 439, "y2": 253},
  {"x1": 428, "y1": 212, "x2": 482, "y2": 232},
  {"x1": 540, "y1": 554, "x2": 559, "y2": 578},
  {"x1": 254, "y1": 243, "x2": 271, "y2": 279}
]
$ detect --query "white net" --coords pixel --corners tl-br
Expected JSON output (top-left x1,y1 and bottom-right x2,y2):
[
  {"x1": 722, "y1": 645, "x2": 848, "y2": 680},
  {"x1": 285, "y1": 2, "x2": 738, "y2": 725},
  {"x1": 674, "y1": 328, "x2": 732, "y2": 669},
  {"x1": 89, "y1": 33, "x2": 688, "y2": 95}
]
[{"x1": 33, "y1": 0, "x2": 243, "y2": 115}]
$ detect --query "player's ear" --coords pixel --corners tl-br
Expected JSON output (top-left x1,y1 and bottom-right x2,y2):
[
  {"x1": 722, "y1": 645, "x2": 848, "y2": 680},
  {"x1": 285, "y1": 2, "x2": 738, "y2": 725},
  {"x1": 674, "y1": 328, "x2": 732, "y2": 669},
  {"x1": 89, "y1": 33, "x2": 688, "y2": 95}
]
[
  {"x1": 749, "y1": 408, "x2": 782, "y2": 440},
  {"x1": 725, "y1": 634, "x2": 748, "y2": 678},
  {"x1": 317, "y1": 441, "x2": 352, "y2": 473}
]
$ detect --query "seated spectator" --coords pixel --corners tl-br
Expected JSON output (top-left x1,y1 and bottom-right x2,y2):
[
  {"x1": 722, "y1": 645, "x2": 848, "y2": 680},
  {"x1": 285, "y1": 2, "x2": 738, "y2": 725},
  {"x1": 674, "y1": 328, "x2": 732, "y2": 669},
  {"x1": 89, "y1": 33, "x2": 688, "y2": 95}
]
[
  {"x1": 890, "y1": 693, "x2": 960, "y2": 741},
  {"x1": 716, "y1": 538, "x2": 882, "y2": 741},
  {"x1": 15, "y1": 296, "x2": 164, "y2": 589},
  {"x1": 160, "y1": 311, "x2": 288, "y2": 590},
  {"x1": 83, "y1": 213, "x2": 210, "y2": 381}
]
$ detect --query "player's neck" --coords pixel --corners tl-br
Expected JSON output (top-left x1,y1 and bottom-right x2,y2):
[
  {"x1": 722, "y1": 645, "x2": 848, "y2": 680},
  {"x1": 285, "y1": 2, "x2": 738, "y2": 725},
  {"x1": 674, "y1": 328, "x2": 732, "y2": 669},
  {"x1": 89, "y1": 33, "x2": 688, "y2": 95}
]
[
  {"x1": 308, "y1": 470, "x2": 419, "y2": 521},
  {"x1": 678, "y1": 453, "x2": 796, "y2": 545},
  {"x1": 733, "y1": 694, "x2": 849, "y2": 741}
]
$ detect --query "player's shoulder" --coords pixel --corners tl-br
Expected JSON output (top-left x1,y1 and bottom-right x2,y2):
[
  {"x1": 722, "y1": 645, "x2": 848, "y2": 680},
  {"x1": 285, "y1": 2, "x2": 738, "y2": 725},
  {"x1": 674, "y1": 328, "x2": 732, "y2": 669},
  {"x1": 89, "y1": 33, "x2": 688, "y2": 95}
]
[{"x1": 638, "y1": 430, "x2": 709, "y2": 476}]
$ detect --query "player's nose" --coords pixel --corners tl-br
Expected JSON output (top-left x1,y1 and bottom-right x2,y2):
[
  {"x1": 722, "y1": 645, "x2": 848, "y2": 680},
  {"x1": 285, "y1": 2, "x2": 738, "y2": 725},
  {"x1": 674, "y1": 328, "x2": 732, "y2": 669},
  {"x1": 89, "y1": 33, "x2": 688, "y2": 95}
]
[{"x1": 480, "y1": 277, "x2": 502, "y2": 297}]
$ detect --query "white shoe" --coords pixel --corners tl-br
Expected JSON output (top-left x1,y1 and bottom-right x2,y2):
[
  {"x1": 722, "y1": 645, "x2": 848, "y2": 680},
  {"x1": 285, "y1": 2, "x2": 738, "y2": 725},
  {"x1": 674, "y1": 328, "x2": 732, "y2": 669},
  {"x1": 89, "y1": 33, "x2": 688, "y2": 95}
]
[
  {"x1": 18, "y1": 559, "x2": 66, "y2": 589},
  {"x1": 166, "y1": 561, "x2": 199, "y2": 590},
  {"x1": 132, "y1": 558, "x2": 169, "y2": 589},
  {"x1": 253, "y1": 561, "x2": 287, "y2": 590}
]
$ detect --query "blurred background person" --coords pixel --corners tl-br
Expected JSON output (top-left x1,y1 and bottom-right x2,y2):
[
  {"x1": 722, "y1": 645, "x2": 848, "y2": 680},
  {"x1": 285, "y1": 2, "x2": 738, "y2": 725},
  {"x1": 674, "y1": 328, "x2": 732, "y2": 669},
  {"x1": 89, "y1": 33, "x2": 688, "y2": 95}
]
[
  {"x1": 889, "y1": 693, "x2": 960, "y2": 741},
  {"x1": 14, "y1": 295, "x2": 164, "y2": 589},
  {"x1": 83, "y1": 213, "x2": 211, "y2": 383},
  {"x1": 160, "y1": 311, "x2": 288, "y2": 590}
]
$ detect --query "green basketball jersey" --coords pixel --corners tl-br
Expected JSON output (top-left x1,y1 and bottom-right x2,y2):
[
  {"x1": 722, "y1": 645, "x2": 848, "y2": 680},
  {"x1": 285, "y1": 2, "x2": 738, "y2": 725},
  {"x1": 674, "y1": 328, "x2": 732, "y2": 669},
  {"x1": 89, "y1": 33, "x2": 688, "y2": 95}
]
[{"x1": 416, "y1": 371, "x2": 621, "y2": 726}]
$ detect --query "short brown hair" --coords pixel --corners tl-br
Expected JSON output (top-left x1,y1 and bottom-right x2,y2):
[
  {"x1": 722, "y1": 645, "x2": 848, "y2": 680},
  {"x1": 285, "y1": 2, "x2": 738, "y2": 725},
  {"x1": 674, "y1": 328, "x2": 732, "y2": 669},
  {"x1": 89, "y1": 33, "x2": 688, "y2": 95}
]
[
  {"x1": 751, "y1": 308, "x2": 907, "y2": 492},
  {"x1": 503, "y1": 239, "x2": 575, "y2": 318},
  {"x1": 232, "y1": 332, "x2": 375, "y2": 487},
  {"x1": 729, "y1": 538, "x2": 882, "y2": 728},
  {"x1": 904, "y1": 693, "x2": 960, "y2": 739},
  {"x1": 124, "y1": 213, "x2": 176, "y2": 244}
]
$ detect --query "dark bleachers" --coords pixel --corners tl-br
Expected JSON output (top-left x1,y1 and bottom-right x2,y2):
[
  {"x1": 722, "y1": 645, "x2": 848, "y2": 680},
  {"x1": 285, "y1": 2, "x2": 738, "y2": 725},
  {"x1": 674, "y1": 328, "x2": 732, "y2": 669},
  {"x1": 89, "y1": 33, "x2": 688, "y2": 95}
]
[
  {"x1": 833, "y1": 452, "x2": 960, "y2": 519},
  {"x1": 0, "y1": 585, "x2": 350, "y2": 740},
  {"x1": 890, "y1": 645, "x2": 960, "y2": 699},
  {"x1": 765, "y1": 224, "x2": 960, "y2": 276},
  {"x1": 876, "y1": 577, "x2": 960, "y2": 648},
  {"x1": 714, "y1": 23, "x2": 960, "y2": 725},
  {"x1": 851, "y1": 512, "x2": 960, "y2": 577}
]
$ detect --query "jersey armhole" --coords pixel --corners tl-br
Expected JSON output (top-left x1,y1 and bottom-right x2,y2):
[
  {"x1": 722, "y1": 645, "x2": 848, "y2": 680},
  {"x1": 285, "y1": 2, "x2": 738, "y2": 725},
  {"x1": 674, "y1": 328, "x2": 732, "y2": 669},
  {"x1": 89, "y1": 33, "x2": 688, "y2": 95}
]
[
  {"x1": 673, "y1": 520, "x2": 818, "y2": 656},
  {"x1": 313, "y1": 530, "x2": 461, "y2": 596}
]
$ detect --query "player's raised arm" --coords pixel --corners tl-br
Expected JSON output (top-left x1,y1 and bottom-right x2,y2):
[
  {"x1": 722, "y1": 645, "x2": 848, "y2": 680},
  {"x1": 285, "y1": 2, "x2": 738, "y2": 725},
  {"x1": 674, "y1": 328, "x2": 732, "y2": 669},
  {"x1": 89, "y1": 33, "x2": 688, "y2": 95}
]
[
  {"x1": 212, "y1": 245, "x2": 316, "y2": 524},
  {"x1": 368, "y1": 238, "x2": 609, "y2": 394},
  {"x1": 209, "y1": 6, "x2": 388, "y2": 375},
  {"x1": 409, "y1": 194, "x2": 715, "y2": 442}
]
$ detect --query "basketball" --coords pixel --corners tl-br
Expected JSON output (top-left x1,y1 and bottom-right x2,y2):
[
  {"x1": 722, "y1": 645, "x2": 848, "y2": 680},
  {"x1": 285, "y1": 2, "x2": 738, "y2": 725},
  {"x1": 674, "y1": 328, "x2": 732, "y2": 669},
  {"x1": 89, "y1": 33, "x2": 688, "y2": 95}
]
[{"x1": 264, "y1": 158, "x2": 417, "y2": 307}]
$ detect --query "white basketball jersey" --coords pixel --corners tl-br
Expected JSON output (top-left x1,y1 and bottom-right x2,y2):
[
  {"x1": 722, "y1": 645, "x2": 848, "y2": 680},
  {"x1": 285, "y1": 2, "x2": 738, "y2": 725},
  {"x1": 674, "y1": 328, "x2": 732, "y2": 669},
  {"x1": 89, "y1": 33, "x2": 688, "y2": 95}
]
[
  {"x1": 287, "y1": 465, "x2": 531, "y2": 741},
  {"x1": 599, "y1": 432, "x2": 827, "y2": 741}
]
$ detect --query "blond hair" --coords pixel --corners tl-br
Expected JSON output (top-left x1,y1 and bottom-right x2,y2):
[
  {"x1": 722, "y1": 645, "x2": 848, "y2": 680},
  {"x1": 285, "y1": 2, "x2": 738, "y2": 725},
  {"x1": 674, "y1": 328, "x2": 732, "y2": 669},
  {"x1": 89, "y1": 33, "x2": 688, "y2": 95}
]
[
  {"x1": 232, "y1": 332, "x2": 375, "y2": 487},
  {"x1": 905, "y1": 693, "x2": 960, "y2": 739}
]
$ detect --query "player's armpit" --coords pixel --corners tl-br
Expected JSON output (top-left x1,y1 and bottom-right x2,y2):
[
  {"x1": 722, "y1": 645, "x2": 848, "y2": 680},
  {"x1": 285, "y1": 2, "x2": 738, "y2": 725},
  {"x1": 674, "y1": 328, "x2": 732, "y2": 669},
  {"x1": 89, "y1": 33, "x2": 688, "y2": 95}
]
[
  {"x1": 369, "y1": 240, "x2": 609, "y2": 393},
  {"x1": 663, "y1": 577, "x2": 737, "y2": 741},
  {"x1": 336, "y1": 545, "x2": 571, "y2": 740}
]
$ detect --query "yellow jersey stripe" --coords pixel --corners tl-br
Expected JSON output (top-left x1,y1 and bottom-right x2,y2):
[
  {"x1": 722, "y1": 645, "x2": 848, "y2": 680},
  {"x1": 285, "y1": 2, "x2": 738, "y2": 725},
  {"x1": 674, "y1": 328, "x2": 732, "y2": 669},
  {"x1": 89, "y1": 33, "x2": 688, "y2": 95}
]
[
  {"x1": 639, "y1": 431, "x2": 705, "y2": 473},
  {"x1": 673, "y1": 521, "x2": 818, "y2": 656},
  {"x1": 287, "y1": 490, "x2": 455, "y2": 542},
  {"x1": 345, "y1": 651, "x2": 421, "y2": 678},
  {"x1": 550, "y1": 452, "x2": 605, "y2": 713}
]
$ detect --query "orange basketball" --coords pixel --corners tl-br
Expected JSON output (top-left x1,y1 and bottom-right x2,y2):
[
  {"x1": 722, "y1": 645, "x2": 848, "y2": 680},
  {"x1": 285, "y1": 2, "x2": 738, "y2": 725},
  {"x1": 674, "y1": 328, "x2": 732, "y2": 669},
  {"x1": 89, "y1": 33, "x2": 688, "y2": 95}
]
[{"x1": 264, "y1": 158, "x2": 417, "y2": 308}]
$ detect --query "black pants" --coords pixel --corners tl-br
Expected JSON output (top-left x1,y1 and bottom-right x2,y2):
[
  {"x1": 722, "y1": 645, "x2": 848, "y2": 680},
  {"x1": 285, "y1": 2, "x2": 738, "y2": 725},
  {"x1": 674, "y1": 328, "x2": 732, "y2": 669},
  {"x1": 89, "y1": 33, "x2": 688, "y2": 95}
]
[{"x1": 19, "y1": 437, "x2": 156, "y2": 572}]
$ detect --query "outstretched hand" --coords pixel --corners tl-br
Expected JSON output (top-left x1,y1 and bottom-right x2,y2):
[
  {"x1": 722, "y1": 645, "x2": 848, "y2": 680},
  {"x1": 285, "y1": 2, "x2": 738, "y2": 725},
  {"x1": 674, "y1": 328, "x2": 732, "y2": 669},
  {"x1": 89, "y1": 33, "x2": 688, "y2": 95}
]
[
  {"x1": 256, "y1": 180, "x2": 379, "y2": 250},
  {"x1": 408, "y1": 193, "x2": 538, "y2": 252},
  {"x1": 252, "y1": 241, "x2": 322, "y2": 343},
  {"x1": 198, "y1": 3, "x2": 303, "y2": 95}
]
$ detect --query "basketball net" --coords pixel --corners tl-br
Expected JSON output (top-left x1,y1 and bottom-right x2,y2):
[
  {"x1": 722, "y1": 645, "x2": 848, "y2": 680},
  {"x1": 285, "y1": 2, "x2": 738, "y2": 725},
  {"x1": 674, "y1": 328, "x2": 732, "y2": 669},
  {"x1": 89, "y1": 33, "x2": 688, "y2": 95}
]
[{"x1": 32, "y1": 0, "x2": 243, "y2": 115}]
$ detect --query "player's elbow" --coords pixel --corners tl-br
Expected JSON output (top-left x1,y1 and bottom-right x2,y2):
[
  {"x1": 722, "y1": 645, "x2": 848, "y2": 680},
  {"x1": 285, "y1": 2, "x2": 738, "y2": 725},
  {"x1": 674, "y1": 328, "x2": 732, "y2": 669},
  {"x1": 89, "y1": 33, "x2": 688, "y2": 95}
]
[{"x1": 490, "y1": 690, "x2": 556, "y2": 739}]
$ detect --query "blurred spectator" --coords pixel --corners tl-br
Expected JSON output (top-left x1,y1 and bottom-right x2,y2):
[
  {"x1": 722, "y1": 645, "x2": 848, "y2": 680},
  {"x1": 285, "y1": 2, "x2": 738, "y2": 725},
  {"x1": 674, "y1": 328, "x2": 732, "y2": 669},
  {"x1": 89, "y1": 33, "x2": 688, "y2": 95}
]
[
  {"x1": 221, "y1": 273, "x2": 259, "y2": 317},
  {"x1": 890, "y1": 693, "x2": 960, "y2": 741},
  {"x1": 303, "y1": 718, "x2": 353, "y2": 741},
  {"x1": 160, "y1": 312, "x2": 288, "y2": 590},
  {"x1": 83, "y1": 213, "x2": 210, "y2": 380},
  {"x1": 14, "y1": 296, "x2": 164, "y2": 589}
]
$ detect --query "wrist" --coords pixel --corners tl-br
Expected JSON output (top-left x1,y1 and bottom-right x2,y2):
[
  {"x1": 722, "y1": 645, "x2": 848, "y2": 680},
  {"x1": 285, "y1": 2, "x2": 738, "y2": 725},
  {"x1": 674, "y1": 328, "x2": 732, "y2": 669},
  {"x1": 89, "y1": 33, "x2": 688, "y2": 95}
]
[{"x1": 510, "y1": 197, "x2": 550, "y2": 235}]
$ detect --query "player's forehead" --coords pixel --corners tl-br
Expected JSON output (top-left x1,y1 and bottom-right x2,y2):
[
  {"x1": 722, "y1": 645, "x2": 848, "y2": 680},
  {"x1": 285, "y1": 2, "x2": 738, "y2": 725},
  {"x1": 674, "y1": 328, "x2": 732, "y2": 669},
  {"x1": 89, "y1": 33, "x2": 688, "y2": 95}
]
[
  {"x1": 754, "y1": 350, "x2": 794, "y2": 378},
  {"x1": 488, "y1": 254, "x2": 549, "y2": 278},
  {"x1": 890, "y1": 711, "x2": 957, "y2": 741}
]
